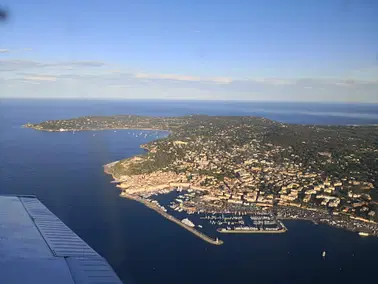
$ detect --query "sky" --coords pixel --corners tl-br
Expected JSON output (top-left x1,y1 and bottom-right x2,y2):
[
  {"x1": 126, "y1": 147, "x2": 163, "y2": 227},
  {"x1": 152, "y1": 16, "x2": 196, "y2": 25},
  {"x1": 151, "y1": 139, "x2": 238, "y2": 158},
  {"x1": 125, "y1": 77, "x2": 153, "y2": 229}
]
[{"x1": 0, "y1": 0, "x2": 377, "y2": 102}]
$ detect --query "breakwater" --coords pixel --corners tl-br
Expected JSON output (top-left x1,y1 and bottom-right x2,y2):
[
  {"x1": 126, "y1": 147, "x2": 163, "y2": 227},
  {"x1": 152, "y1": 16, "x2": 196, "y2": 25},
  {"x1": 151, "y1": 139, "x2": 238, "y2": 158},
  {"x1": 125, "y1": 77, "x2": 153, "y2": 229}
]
[{"x1": 120, "y1": 192, "x2": 223, "y2": 245}]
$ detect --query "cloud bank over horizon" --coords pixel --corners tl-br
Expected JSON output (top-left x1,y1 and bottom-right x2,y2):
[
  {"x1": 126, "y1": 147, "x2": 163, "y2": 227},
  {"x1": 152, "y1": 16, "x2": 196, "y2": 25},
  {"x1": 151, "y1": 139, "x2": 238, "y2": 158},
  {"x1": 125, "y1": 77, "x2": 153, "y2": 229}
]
[
  {"x1": 0, "y1": 58, "x2": 377, "y2": 102},
  {"x1": 1, "y1": 0, "x2": 377, "y2": 102}
]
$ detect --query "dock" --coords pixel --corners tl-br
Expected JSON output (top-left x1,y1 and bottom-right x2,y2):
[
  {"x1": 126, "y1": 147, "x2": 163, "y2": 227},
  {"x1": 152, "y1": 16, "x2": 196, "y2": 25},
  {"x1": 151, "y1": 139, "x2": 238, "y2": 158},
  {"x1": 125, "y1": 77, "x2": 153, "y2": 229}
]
[
  {"x1": 120, "y1": 192, "x2": 223, "y2": 245},
  {"x1": 217, "y1": 220, "x2": 288, "y2": 234},
  {"x1": 217, "y1": 227, "x2": 287, "y2": 234}
]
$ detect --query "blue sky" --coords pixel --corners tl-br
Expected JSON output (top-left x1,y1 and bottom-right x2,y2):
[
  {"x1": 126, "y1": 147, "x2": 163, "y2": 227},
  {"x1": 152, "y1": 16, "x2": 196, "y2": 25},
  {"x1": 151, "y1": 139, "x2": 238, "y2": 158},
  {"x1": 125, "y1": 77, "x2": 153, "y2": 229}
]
[{"x1": 0, "y1": 0, "x2": 377, "y2": 101}]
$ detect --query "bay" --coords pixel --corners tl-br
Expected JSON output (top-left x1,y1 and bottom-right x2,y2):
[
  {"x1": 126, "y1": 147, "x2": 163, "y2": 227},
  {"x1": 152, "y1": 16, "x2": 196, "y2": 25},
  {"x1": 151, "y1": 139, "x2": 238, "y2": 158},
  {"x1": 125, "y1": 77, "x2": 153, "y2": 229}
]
[{"x1": 1, "y1": 99, "x2": 378, "y2": 284}]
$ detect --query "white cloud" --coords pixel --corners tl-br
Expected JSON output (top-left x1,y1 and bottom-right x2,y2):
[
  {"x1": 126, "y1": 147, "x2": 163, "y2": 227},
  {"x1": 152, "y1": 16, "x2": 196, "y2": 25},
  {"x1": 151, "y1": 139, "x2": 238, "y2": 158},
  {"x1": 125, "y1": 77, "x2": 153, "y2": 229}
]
[
  {"x1": 134, "y1": 72, "x2": 232, "y2": 84},
  {"x1": 0, "y1": 59, "x2": 105, "y2": 71},
  {"x1": 0, "y1": 49, "x2": 9, "y2": 53},
  {"x1": 296, "y1": 78, "x2": 376, "y2": 87},
  {"x1": 23, "y1": 75, "x2": 57, "y2": 81},
  {"x1": 348, "y1": 66, "x2": 378, "y2": 81},
  {"x1": 21, "y1": 80, "x2": 41, "y2": 85},
  {"x1": 1, "y1": 58, "x2": 377, "y2": 102},
  {"x1": 251, "y1": 78, "x2": 294, "y2": 85}
]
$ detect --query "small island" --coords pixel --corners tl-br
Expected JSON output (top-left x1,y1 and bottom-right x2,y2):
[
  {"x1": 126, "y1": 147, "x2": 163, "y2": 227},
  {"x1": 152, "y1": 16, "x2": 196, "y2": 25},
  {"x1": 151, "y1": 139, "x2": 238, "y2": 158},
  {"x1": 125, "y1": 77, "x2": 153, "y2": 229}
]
[{"x1": 24, "y1": 114, "x2": 378, "y2": 244}]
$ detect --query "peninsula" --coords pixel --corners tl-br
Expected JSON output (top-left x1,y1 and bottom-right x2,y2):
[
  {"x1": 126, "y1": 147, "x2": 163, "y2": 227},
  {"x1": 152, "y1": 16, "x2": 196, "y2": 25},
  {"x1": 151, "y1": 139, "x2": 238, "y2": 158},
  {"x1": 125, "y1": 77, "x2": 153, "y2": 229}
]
[{"x1": 24, "y1": 114, "x2": 378, "y2": 243}]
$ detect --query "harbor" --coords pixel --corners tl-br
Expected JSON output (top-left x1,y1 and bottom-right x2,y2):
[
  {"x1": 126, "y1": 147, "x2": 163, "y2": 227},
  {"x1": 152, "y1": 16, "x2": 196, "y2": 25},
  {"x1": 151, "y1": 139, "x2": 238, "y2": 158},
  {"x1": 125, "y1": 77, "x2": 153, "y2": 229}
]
[
  {"x1": 118, "y1": 187, "x2": 291, "y2": 244},
  {"x1": 120, "y1": 191, "x2": 223, "y2": 245},
  {"x1": 206, "y1": 213, "x2": 287, "y2": 234},
  {"x1": 103, "y1": 145, "x2": 377, "y2": 243},
  {"x1": 217, "y1": 220, "x2": 287, "y2": 234}
]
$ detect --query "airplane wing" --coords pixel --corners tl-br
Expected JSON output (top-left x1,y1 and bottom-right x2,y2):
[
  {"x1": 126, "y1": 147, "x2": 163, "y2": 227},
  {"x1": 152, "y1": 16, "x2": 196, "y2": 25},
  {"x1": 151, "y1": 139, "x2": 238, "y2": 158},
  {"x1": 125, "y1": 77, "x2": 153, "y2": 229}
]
[{"x1": 0, "y1": 195, "x2": 123, "y2": 284}]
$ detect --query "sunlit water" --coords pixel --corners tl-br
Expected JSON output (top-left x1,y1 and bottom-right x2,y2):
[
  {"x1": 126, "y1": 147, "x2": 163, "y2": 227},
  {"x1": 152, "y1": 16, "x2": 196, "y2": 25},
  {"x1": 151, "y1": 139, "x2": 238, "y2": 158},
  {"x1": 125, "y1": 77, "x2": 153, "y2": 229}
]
[{"x1": 1, "y1": 99, "x2": 378, "y2": 284}]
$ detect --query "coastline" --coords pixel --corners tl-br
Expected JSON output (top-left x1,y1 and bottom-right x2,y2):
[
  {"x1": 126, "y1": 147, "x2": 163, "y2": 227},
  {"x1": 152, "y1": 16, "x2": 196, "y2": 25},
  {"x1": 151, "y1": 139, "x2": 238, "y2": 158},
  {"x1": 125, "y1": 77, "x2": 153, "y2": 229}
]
[
  {"x1": 278, "y1": 216, "x2": 319, "y2": 225},
  {"x1": 38, "y1": 118, "x2": 377, "y2": 241},
  {"x1": 217, "y1": 229, "x2": 286, "y2": 234},
  {"x1": 277, "y1": 212, "x2": 378, "y2": 237},
  {"x1": 104, "y1": 161, "x2": 378, "y2": 240},
  {"x1": 217, "y1": 220, "x2": 287, "y2": 234},
  {"x1": 23, "y1": 125, "x2": 171, "y2": 133},
  {"x1": 119, "y1": 192, "x2": 223, "y2": 245},
  {"x1": 104, "y1": 161, "x2": 119, "y2": 174},
  {"x1": 23, "y1": 113, "x2": 378, "y2": 246}
]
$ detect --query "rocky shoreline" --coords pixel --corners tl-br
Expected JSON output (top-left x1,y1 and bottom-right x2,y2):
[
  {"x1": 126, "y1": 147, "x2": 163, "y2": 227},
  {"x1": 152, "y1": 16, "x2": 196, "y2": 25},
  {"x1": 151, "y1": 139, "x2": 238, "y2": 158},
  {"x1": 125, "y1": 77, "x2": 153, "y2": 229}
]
[{"x1": 23, "y1": 124, "x2": 170, "y2": 133}]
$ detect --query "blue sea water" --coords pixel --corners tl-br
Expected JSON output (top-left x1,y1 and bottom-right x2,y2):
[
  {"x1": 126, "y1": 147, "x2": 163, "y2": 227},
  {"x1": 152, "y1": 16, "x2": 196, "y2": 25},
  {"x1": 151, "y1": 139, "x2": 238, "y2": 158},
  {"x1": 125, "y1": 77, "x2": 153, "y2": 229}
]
[{"x1": 1, "y1": 99, "x2": 378, "y2": 284}]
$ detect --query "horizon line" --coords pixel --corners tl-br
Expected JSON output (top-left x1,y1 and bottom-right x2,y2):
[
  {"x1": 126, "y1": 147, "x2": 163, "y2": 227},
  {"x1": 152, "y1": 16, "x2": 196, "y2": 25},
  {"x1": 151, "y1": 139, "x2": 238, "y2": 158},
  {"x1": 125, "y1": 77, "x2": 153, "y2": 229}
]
[{"x1": 1, "y1": 97, "x2": 378, "y2": 105}]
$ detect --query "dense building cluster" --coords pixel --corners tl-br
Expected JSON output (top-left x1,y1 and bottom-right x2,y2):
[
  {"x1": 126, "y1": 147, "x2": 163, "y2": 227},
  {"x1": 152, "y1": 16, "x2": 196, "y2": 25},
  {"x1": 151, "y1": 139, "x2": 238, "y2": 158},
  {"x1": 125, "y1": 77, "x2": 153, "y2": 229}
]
[{"x1": 26, "y1": 114, "x2": 378, "y2": 234}]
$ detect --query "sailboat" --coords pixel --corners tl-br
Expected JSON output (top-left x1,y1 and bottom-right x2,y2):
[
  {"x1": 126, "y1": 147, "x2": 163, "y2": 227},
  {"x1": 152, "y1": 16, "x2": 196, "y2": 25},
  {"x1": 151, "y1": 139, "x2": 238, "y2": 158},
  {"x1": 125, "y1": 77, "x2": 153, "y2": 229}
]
[{"x1": 322, "y1": 251, "x2": 326, "y2": 259}]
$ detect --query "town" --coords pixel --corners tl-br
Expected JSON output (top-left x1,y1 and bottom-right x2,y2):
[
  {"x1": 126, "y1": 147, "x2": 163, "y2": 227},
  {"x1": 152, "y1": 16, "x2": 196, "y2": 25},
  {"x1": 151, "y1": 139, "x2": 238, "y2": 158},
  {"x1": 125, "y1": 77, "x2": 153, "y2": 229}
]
[{"x1": 25, "y1": 114, "x2": 378, "y2": 240}]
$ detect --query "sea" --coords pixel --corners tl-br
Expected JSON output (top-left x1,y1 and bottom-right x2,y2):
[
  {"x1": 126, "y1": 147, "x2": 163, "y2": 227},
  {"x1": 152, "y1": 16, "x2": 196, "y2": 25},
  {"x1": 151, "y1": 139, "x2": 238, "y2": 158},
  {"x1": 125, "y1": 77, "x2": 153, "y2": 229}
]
[{"x1": 1, "y1": 99, "x2": 378, "y2": 284}]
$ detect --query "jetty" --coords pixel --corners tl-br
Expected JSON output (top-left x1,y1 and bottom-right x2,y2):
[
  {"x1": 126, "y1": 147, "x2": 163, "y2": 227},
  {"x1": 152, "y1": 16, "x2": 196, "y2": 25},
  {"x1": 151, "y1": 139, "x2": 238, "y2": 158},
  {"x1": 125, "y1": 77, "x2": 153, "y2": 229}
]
[
  {"x1": 217, "y1": 227, "x2": 287, "y2": 234},
  {"x1": 120, "y1": 192, "x2": 223, "y2": 245}
]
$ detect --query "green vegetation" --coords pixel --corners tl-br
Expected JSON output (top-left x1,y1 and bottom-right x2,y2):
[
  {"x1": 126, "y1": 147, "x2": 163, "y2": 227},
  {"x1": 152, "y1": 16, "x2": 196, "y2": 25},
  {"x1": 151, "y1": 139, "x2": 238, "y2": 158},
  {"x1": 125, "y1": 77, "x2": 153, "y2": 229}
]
[{"x1": 26, "y1": 114, "x2": 378, "y2": 220}]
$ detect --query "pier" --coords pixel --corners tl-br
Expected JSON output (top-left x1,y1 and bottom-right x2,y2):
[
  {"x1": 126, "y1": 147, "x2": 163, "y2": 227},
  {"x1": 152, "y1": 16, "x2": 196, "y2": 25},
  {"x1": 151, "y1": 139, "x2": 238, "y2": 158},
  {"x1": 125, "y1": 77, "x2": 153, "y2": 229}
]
[
  {"x1": 120, "y1": 192, "x2": 223, "y2": 246},
  {"x1": 217, "y1": 229, "x2": 286, "y2": 234},
  {"x1": 217, "y1": 227, "x2": 287, "y2": 234}
]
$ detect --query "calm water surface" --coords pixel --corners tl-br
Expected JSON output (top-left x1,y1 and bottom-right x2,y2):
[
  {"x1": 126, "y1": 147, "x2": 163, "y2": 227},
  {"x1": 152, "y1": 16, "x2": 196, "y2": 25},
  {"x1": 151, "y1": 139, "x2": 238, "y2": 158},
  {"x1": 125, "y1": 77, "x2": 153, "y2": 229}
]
[{"x1": 1, "y1": 99, "x2": 378, "y2": 284}]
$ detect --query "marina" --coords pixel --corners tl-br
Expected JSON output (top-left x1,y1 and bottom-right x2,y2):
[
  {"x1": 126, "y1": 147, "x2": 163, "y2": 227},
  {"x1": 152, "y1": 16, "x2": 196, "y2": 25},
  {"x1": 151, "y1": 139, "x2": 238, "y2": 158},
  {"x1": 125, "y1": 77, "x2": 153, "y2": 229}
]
[
  {"x1": 217, "y1": 220, "x2": 287, "y2": 234},
  {"x1": 10, "y1": 98, "x2": 378, "y2": 284},
  {"x1": 122, "y1": 187, "x2": 290, "y2": 244},
  {"x1": 120, "y1": 191, "x2": 223, "y2": 245}
]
